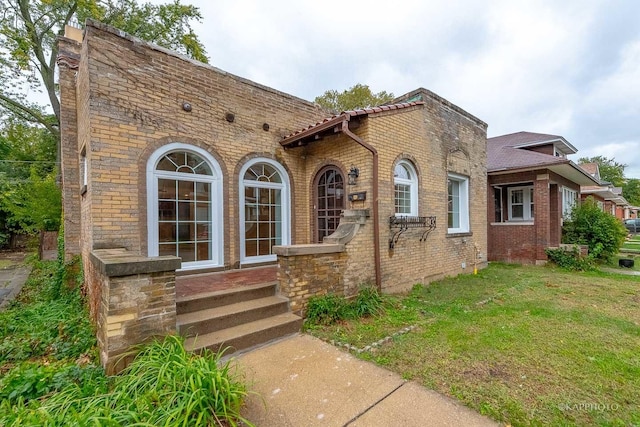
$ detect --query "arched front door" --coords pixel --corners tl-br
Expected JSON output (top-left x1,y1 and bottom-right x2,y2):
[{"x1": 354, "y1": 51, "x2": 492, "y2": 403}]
[
  {"x1": 147, "y1": 143, "x2": 224, "y2": 270},
  {"x1": 314, "y1": 166, "x2": 345, "y2": 242}
]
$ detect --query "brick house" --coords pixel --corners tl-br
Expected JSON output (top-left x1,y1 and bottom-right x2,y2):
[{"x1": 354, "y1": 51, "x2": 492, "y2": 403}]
[
  {"x1": 58, "y1": 21, "x2": 487, "y2": 371},
  {"x1": 578, "y1": 163, "x2": 631, "y2": 219},
  {"x1": 487, "y1": 132, "x2": 599, "y2": 264}
]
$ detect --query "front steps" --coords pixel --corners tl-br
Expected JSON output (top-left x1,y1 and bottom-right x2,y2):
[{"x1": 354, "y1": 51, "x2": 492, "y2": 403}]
[{"x1": 176, "y1": 282, "x2": 302, "y2": 355}]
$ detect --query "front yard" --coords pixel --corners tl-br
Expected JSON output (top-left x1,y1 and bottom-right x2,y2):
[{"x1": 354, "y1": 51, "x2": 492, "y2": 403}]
[{"x1": 306, "y1": 264, "x2": 640, "y2": 426}]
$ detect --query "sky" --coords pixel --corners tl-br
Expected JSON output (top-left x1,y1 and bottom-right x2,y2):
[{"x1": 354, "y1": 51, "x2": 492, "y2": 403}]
[{"x1": 155, "y1": 0, "x2": 640, "y2": 177}]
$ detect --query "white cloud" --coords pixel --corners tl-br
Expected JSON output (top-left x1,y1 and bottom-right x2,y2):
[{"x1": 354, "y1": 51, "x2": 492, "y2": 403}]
[{"x1": 146, "y1": 0, "x2": 640, "y2": 177}]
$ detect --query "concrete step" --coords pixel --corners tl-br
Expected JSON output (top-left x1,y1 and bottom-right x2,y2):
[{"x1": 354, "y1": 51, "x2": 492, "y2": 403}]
[
  {"x1": 176, "y1": 282, "x2": 277, "y2": 315},
  {"x1": 184, "y1": 312, "x2": 303, "y2": 355},
  {"x1": 177, "y1": 295, "x2": 290, "y2": 336}
]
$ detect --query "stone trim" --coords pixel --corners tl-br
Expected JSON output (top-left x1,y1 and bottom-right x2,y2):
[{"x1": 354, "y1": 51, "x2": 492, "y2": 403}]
[
  {"x1": 323, "y1": 209, "x2": 370, "y2": 245},
  {"x1": 91, "y1": 248, "x2": 181, "y2": 277},
  {"x1": 273, "y1": 243, "x2": 345, "y2": 256}
]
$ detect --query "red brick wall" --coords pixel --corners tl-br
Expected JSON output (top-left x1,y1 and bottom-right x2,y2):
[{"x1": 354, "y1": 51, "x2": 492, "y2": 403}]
[{"x1": 488, "y1": 170, "x2": 580, "y2": 264}]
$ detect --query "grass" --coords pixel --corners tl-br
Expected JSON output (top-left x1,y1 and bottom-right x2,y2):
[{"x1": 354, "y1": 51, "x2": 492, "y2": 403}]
[
  {"x1": 621, "y1": 234, "x2": 640, "y2": 252},
  {"x1": 1, "y1": 258, "x2": 252, "y2": 426},
  {"x1": 307, "y1": 263, "x2": 640, "y2": 426}
]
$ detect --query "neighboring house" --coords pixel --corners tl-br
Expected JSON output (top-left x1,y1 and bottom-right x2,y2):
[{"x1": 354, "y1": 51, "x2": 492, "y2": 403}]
[
  {"x1": 57, "y1": 21, "x2": 487, "y2": 371},
  {"x1": 578, "y1": 162, "x2": 630, "y2": 219},
  {"x1": 487, "y1": 132, "x2": 600, "y2": 265}
]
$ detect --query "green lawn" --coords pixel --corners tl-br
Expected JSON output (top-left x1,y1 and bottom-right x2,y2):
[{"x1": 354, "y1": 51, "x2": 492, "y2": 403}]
[
  {"x1": 622, "y1": 234, "x2": 640, "y2": 252},
  {"x1": 307, "y1": 264, "x2": 640, "y2": 426}
]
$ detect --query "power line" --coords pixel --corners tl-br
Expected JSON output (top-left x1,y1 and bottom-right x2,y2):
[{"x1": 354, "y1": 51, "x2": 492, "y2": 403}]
[{"x1": 0, "y1": 160, "x2": 59, "y2": 164}]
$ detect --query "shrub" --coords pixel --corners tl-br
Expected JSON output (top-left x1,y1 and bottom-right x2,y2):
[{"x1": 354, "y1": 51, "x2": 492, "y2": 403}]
[
  {"x1": 562, "y1": 197, "x2": 626, "y2": 262},
  {"x1": 350, "y1": 286, "x2": 383, "y2": 318},
  {"x1": 306, "y1": 286, "x2": 383, "y2": 326},
  {"x1": 0, "y1": 361, "x2": 107, "y2": 404},
  {"x1": 1, "y1": 336, "x2": 252, "y2": 427},
  {"x1": 545, "y1": 247, "x2": 596, "y2": 271},
  {"x1": 306, "y1": 293, "x2": 347, "y2": 325}
]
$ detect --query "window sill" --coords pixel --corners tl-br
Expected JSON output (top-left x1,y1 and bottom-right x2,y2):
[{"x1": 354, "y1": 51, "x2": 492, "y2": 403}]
[
  {"x1": 490, "y1": 221, "x2": 534, "y2": 226},
  {"x1": 446, "y1": 231, "x2": 472, "y2": 238}
]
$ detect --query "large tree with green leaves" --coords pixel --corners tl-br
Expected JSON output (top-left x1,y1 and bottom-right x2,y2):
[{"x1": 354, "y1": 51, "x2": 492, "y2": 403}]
[
  {"x1": 0, "y1": 119, "x2": 59, "y2": 245},
  {"x1": 579, "y1": 155, "x2": 626, "y2": 187},
  {"x1": 314, "y1": 83, "x2": 394, "y2": 112},
  {"x1": 0, "y1": 0, "x2": 208, "y2": 146},
  {"x1": 622, "y1": 178, "x2": 640, "y2": 206}
]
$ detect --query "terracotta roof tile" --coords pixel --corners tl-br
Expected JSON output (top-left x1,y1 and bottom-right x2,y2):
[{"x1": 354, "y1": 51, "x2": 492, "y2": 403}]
[{"x1": 282, "y1": 102, "x2": 424, "y2": 142}]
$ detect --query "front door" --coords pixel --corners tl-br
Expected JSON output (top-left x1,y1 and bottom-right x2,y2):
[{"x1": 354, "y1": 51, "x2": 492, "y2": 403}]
[{"x1": 314, "y1": 166, "x2": 345, "y2": 242}]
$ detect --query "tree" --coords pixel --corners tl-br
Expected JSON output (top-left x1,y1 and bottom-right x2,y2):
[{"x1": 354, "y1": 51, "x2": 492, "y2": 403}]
[
  {"x1": 0, "y1": 120, "x2": 59, "y2": 246},
  {"x1": 314, "y1": 84, "x2": 394, "y2": 112},
  {"x1": 578, "y1": 155, "x2": 626, "y2": 187},
  {"x1": 622, "y1": 178, "x2": 640, "y2": 206},
  {"x1": 0, "y1": 0, "x2": 208, "y2": 155}
]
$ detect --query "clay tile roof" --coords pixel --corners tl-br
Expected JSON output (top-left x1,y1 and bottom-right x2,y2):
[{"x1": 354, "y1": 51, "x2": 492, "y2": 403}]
[{"x1": 281, "y1": 102, "x2": 424, "y2": 146}]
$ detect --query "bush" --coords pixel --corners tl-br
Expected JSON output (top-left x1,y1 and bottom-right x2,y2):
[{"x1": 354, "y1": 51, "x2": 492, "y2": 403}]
[
  {"x1": 0, "y1": 361, "x2": 107, "y2": 404},
  {"x1": 562, "y1": 197, "x2": 626, "y2": 262},
  {"x1": 1, "y1": 336, "x2": 252, "y2": 427},
  {"x1": 545, "y1": 247, "x2": 596, "y2": 271},
  {"x1": 306, "y1": 286, "x2": 383, "y2": 326},
  {"x1": 306, "y1": 293, "x2": 347, "y2": 325}
]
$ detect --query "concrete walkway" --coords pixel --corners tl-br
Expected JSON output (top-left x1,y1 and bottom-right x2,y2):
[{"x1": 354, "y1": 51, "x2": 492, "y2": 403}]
[
  {"x1": 237, "y1": 334, "x2": 498, "y2": 427},
  {"x1": 0, "y1": 253, "x2": 31, "y2": 310}
]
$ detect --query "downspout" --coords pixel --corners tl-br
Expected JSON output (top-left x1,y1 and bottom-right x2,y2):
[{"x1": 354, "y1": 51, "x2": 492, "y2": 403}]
[{"x1": 340, "y1": 120, "x2": 382, "y2": 292}]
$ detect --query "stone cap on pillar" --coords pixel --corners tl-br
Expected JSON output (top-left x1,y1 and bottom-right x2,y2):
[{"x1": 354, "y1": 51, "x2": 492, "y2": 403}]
[{"x1": 90, "y1": 248, "x2": 181, "y2": 277}]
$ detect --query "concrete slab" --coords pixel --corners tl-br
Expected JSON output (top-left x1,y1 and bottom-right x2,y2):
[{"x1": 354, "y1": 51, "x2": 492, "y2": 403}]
[
  {"x1": 0, "y1": 266, "x2": 31, "y2": 309},
  {"x1": 236, "y1": 334, "x2": 499, "y2": 427},
  {"x1": 238, "y1": 334, "x2": 404, "y2": 426},
  {"x1": 348, "y1": 382, "x2": 498, "y2": 426}
]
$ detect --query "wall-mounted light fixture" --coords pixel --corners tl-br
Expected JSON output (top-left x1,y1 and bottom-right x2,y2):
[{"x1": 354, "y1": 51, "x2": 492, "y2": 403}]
[{"x1": 348, "y1": 166, "x2": 359, "y2": 185}]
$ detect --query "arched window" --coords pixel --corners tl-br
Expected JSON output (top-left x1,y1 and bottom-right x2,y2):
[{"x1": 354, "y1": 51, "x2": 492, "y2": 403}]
[
  {"x1": 147, "y1": 143, "x2": 223, "y2": 270},
  {"x1": 239, "y1": 159, "x2": 290, "y2": 264},
  {"x1": 394, "y1": 160, "x2": 418, "y2": 216}
]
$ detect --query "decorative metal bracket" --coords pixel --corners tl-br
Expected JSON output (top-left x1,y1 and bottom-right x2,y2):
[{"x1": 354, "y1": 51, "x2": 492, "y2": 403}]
[{"x1": 389, "y1": 216, "x2": 437, "y2": 249}]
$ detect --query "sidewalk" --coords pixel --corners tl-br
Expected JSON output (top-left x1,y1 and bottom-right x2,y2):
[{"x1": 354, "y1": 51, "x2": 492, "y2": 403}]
[
  {"x1": 237, "y1": 334, "x2": 498, "y2": 427},
  {"x1": 0, "y1": 252, "x2": 31, "y2": 310}
]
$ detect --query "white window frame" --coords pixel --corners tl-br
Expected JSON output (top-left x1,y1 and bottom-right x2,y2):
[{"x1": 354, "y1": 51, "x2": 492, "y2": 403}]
[
  {"x1": 394, "y1": 160, "x2": 418, "y2": 217},
  {"x1": 508, "y1": 186, "x2": 534, "y2": 221},
  {"x1": 447, "y1": 173, "x2": 469, "y2": 233},
  {"x1": 239, "y1": 158, "x2": 290, "y2": 265},
  {"x1": 146, "y1": 143, "x2": 224, "y2": 270},
  {"x1": 562, "y1": 187, "x2": 577, "y2": 218}
]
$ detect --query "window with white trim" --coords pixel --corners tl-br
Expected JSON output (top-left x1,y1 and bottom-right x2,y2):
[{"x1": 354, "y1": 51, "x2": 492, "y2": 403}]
[
  {"x1": 448, "y1": 174, "x2": 469, "y2": 233},
  {"x1": 508, "y1": 186, "x2": 534, "y2": 220},
  {"x1": 394, "y1": 160, "x2": 418, "y2": 216},
  {"x1": 239, "y1": 158, "x2": 290, "y2": 264},
  {"x1": 562, "y1": 187, "x2": 577, "y2": 218},
  {"x1": 146, "y1": 143, "x2": 224, "y2": 270}
]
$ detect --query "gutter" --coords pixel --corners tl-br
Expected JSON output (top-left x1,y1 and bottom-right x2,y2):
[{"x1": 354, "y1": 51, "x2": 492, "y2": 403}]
[{"x1": 340, "y1": 120, "x2": 382, "y2": 292}]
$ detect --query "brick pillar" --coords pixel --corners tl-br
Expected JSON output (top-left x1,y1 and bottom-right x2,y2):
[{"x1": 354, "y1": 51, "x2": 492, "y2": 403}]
[
  {"x1": 90, "y1": 249, "x2": 181, "y2": 374},
  {"x1": 534, "y1": 174, "x2": 551, "y2": 263},
  {"x1": 57, "y1": 36, "x2": 82, "y2": 259},
  {"x1": 549, "y1": 184, "x2": 561, "y2": 247}
]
